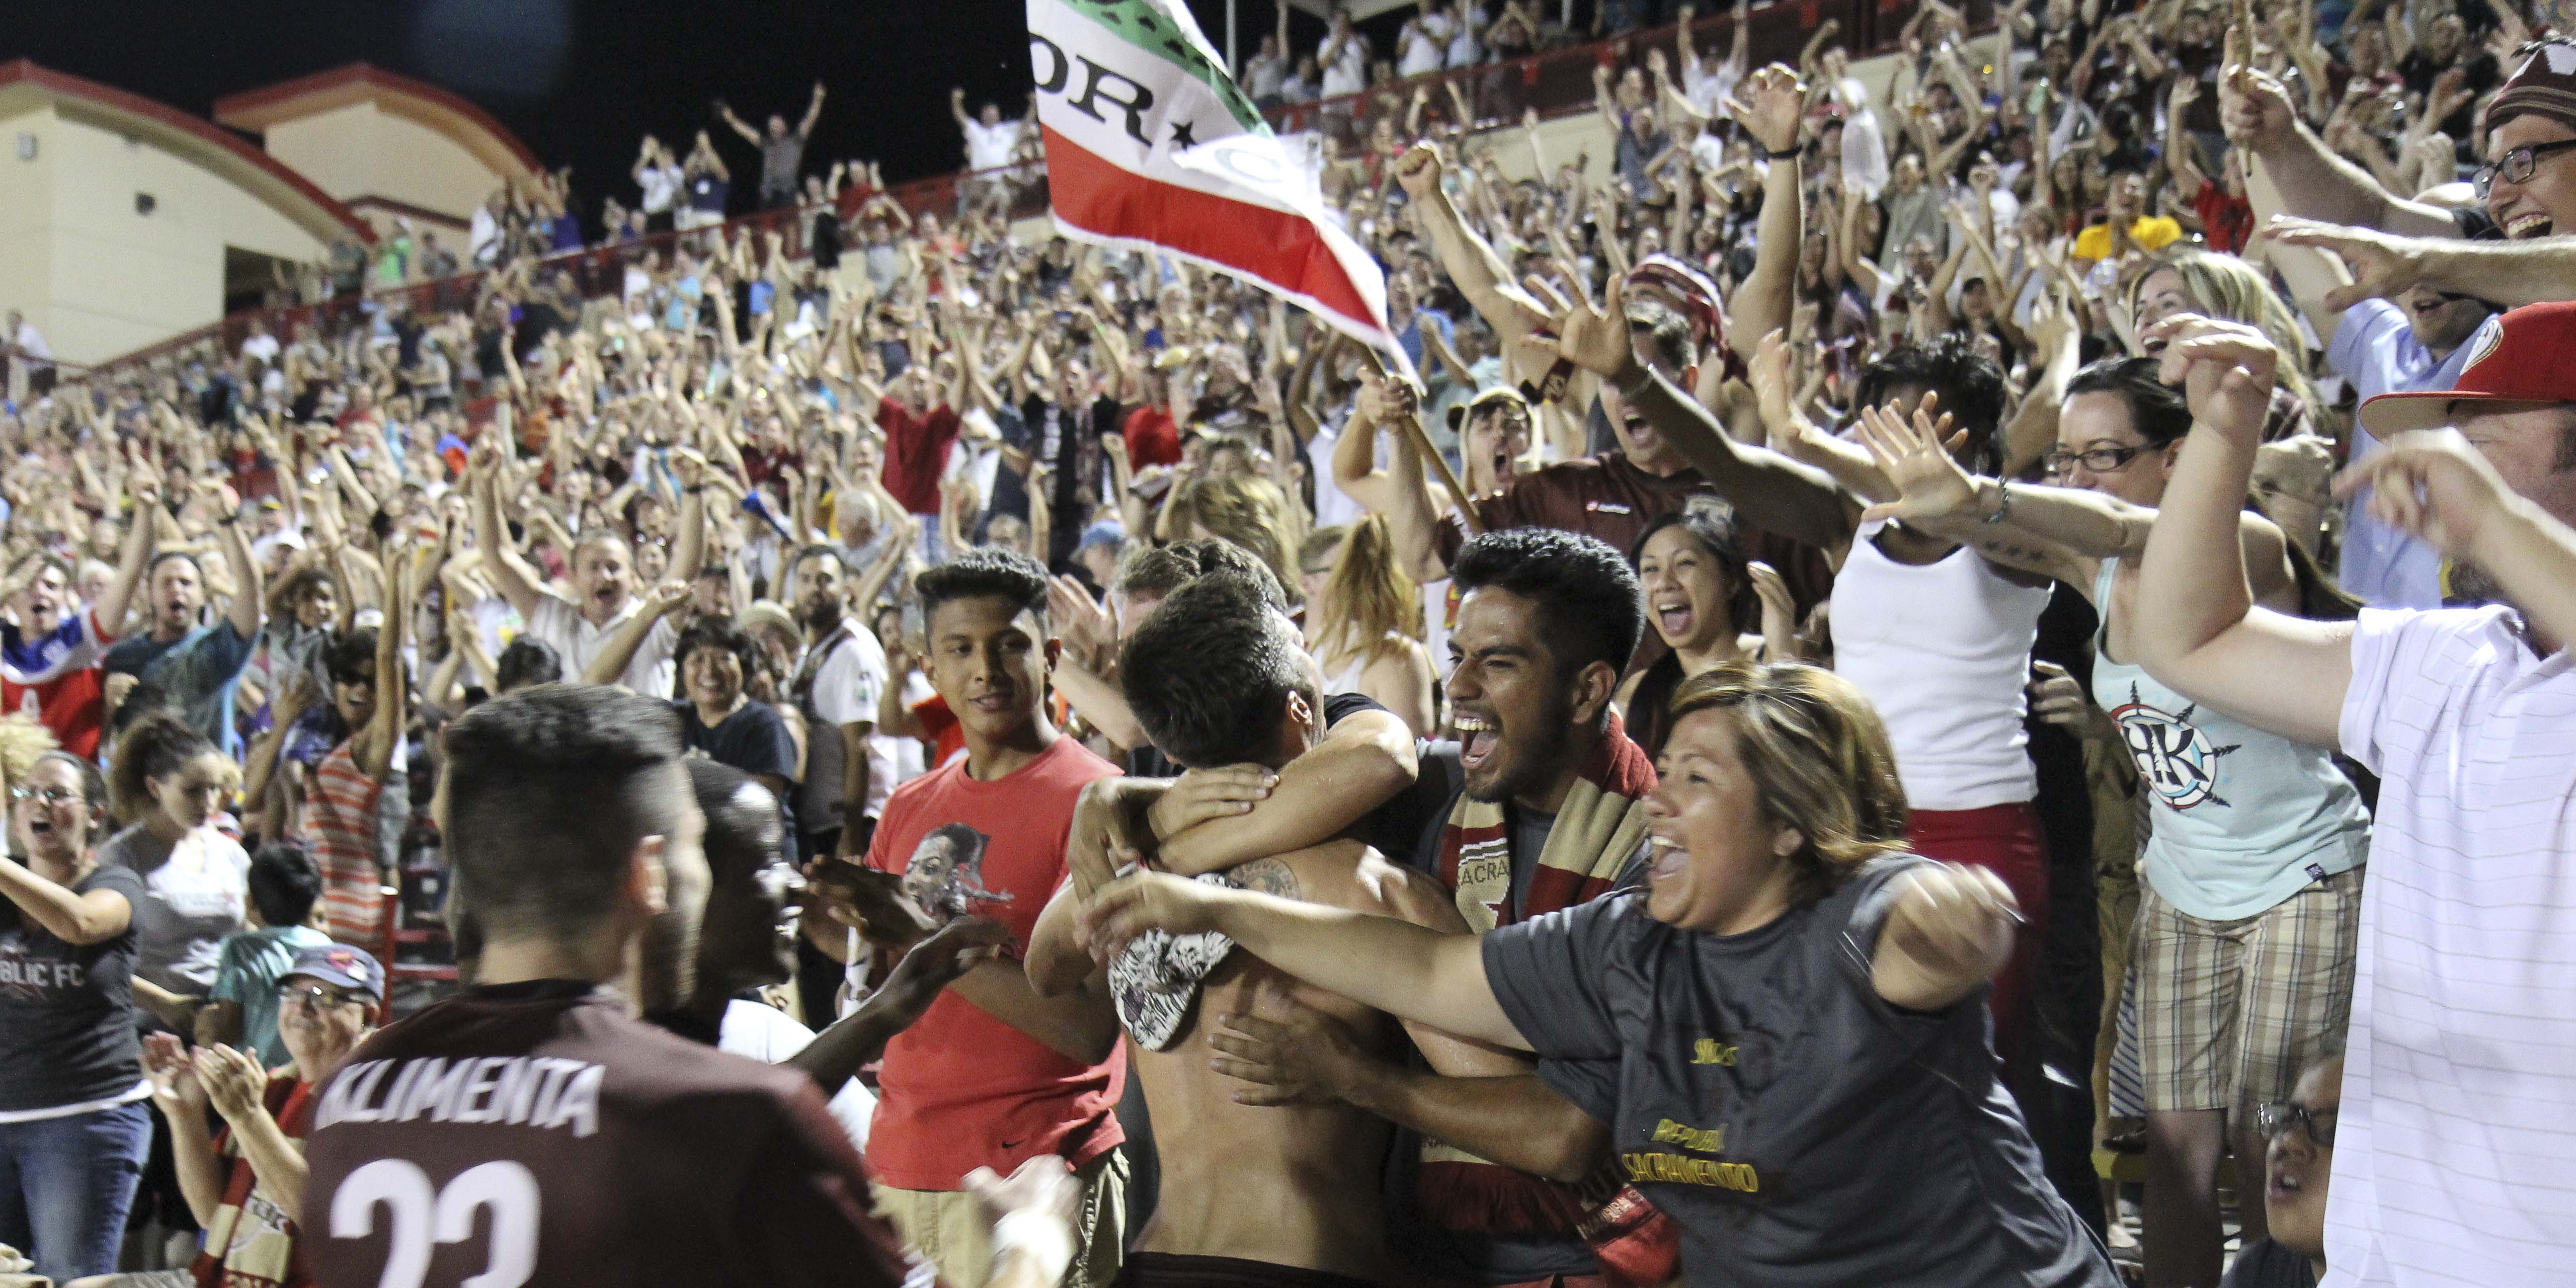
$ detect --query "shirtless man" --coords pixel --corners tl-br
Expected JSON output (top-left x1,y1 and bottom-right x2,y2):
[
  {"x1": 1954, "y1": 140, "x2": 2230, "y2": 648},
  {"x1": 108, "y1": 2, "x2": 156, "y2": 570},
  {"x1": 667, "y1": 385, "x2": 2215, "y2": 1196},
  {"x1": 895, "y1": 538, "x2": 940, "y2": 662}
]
[{"x1": 1030, "y1": 573, "x2": 1519, "y2": 1288}]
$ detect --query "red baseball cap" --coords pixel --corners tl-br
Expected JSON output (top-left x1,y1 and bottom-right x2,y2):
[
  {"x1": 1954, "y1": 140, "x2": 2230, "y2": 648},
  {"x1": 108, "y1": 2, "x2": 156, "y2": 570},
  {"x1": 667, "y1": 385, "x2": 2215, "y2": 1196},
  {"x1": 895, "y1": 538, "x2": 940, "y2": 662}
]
[{"x1": 2358, "y1": 301, "x2": 2576, "y2": 437}]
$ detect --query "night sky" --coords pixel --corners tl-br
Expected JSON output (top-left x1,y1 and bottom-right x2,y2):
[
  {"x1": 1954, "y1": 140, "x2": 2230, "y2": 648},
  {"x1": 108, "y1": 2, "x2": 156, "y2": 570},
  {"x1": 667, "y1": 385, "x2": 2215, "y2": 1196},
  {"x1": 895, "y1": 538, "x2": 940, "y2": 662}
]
[{"x1": 4, "y1": 0, "x2": 1385, "y2": 226}]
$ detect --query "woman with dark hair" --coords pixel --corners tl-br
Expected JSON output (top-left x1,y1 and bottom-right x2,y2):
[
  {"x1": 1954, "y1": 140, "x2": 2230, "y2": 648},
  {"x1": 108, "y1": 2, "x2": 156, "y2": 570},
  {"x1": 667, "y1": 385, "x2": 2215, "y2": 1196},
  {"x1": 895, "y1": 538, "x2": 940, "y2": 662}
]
[
  {"x1": 0, "y1": 735, "x2": 149, "y2": 1284},
  {"x1": 1857, "y1": 351, "x2": 2371, "y2": 1288},
  {"x1": 99, "y1": 713, "x2": 247, "y2": 1029},
  {"x1": 592, "y1": 585, "x2": 799, "y2": 817},
  {"x1": 1082, "y1": 664, "x2": 2117, "y2": 1287},
  {"x1": 1617, "y1": 497, "x2": 1799, "y2": 760}
]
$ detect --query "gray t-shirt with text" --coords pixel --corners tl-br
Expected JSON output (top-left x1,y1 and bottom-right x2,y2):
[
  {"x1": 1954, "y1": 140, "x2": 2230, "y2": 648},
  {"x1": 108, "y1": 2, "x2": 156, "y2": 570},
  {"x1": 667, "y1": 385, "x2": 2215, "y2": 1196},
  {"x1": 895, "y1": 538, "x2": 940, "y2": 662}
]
[{"x1": 1483, "y1": 855, "x2": 2117, "y2": 1287}]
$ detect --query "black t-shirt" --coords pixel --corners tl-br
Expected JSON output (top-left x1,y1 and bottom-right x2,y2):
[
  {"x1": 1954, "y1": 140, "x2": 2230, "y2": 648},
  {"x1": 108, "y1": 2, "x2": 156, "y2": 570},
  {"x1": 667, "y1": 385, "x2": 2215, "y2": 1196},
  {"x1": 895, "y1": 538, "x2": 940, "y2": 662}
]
[
  {"x1": 305, "y1": 981, "x2": 923, "y2": 1288},
  {"x1": 1483, "y1": 857, "x2": 2119, "y2": 1287},
  {"x1": 675, "y1": 700, "x2": 801, "y2": 836},
  {"x1": 2220, "y1": 1239, "x2": 2319, "y2": 1288},
  {"x1": 0, "y1": 863, "x2": 145, "y2": 1113}
]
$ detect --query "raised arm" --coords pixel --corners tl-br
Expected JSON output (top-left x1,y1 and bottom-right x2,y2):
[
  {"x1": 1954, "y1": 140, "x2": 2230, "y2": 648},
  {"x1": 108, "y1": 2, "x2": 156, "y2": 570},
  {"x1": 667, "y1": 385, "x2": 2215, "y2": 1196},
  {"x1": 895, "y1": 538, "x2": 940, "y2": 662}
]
[
  {"x1": 1725, "y1": 66, "x2": 1807, "y2": 355},
  {"x1": 94, "y1": 478, "x2": 160, "y2": 637},
  {"x1": 1394, "y1": 146, "x2": 1550, "y2": 348},
  {"x1": 2132, "y1": 316, "x2": 2353, "y2": 747},
  {"x1": 715, "y1": 99, "x2": 762, "y2": 146},
  {"x1": 1543, "y1": 282, "x2": 1860, "y2": 551},
  {"x1": 2267, "y1": 216, "x2": 2576, "y2": 315},
  {"x1": 580, "y1": 581, "x2": 692, "y2": 688},
  {"x1": 355, "y1": 547, "x2": 411, "y2": 782},
  {"x1": 213, "y1": 500, "x2": 263, "y2": 642},
  {"x1": 2218, "y1": 47, "x2": 2455, "y2": 238},
  {"x1": 470, "y1": 440, "x2": 563, "y2": 621},
  {"x1": 799, "y1": 80, "x2": 827, "y2": 138}
]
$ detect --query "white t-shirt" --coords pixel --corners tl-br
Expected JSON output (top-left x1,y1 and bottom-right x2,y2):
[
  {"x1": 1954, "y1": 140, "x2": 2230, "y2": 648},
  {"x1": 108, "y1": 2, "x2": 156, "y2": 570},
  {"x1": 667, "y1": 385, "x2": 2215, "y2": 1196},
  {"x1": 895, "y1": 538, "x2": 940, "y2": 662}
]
[
  {"x1": 1320, "y1": 30, "x2": 1369, "y2": 98},
  {"x1": 2327, "y1": 607, "x2": 2576, "y2": 1287},
  {"x1": 525, "y1": 594, "x2": 678, "y2": 697},
  {"x1": 1681, "y1": 56, "x2": 1741, "y2": 119},
  {"x1": 1398, "y1": 15, "x2": 1453, "y2": 78},
  {"x1": 637, "y1": 162, "x2": 682, "y2": 214},
  {"x1": 963, "y1": 118, "x2": 1023, "y2": 173},
  {"x1": 239, "y1": 332, "x2": 281, "y2": 365},
  {"x1": 718, "y1": 997, "x2": 876, "y2": 1151}
]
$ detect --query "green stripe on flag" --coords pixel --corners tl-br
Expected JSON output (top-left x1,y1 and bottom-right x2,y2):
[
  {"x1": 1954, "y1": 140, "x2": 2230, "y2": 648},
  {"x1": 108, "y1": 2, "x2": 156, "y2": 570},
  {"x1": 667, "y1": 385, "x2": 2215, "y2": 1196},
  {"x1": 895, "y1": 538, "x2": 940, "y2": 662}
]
[{"x1": 1056, "y1": 0, "x2": 1270, "y2": 136}]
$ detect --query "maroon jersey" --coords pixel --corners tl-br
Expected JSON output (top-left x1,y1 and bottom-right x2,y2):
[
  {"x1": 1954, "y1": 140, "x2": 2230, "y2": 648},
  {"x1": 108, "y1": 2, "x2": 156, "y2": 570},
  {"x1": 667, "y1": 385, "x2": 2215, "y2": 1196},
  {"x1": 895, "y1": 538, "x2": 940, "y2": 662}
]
[{"x1": 304, "y1": 980, "x2": 931, "y2": 1288}]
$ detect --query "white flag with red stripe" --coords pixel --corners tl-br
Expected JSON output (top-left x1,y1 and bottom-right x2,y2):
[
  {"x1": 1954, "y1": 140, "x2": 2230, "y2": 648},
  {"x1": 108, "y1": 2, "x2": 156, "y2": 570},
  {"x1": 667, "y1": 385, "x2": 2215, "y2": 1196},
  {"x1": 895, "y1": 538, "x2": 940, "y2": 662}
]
[{"x1": 1026, "y1": 0, "x2": 1403, "y2": 365}]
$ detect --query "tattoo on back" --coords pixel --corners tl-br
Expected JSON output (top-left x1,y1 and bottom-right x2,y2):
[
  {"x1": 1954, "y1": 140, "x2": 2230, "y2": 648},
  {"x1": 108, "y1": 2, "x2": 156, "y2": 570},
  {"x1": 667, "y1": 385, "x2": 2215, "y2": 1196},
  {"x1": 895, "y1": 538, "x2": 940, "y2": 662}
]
[{"x1": 1236, "y1": 858, "x2": 1300, "y2": 901}]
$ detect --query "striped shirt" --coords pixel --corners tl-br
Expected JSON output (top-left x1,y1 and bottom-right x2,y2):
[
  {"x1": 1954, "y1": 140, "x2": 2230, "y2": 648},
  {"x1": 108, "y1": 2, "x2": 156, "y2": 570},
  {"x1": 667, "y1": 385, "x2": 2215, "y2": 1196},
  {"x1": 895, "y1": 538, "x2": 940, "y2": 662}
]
[
  {"x1": 298, "y1": 740, "x2": 389, "y2": 945},
  {"x1": 2330, "y1": 607, "x2": 2576, "y2": 1286}
]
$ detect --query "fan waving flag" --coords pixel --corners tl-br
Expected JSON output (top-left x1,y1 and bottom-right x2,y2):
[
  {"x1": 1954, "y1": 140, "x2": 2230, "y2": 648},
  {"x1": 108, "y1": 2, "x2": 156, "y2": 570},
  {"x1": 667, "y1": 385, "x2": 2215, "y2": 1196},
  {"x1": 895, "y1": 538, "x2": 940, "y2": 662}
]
[{"x1": 1026, "y1": 0, "x2": 1403, "y2": 365}]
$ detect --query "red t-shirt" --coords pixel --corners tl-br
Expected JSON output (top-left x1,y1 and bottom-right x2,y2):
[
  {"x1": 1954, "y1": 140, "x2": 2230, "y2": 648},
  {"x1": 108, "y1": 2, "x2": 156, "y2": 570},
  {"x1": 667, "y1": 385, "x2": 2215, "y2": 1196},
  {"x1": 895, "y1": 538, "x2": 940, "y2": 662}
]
[
  {"x1": 192, "y1": 1076, "x2": 316, "y2": 1288},
  {"x1": 862, "y1": 734, "x2": 1125, "y2": 1190},
  {"x1": 876, "y1": 397, "x2": 960, "y2": 516},
  {"x1": 1121, "y1": 403, "x2": 1182, "y2": 469},
  {"x1": 2193, "y1": 178, "x2": 2254, "y2": 256},
  {"x1": 909, "y1": 694, "x2": 967, "y2": 771}
]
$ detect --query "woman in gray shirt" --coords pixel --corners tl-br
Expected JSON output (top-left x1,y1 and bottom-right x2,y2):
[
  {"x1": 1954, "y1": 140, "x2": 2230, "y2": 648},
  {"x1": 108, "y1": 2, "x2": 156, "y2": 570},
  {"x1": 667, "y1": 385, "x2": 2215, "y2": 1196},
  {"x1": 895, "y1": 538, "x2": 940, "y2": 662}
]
[{"x1": 1084, "y1": 663, "x2": 2117, "y2": 1287}]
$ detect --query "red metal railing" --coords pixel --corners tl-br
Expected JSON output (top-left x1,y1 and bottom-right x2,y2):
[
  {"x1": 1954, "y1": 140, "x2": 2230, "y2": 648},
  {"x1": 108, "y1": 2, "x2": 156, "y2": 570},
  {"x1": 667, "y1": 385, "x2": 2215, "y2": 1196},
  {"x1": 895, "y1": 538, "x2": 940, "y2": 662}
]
[{"x1": 72, "y1": 0, "x2": 1958, "y2": 384}]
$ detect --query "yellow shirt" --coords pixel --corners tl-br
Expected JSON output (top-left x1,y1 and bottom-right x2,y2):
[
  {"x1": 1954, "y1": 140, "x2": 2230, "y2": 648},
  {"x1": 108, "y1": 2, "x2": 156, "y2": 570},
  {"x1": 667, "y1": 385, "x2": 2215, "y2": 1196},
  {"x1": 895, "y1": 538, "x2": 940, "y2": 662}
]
[{"x1": 2073, "y1": 216, "x2": 2184, "y2": 260}]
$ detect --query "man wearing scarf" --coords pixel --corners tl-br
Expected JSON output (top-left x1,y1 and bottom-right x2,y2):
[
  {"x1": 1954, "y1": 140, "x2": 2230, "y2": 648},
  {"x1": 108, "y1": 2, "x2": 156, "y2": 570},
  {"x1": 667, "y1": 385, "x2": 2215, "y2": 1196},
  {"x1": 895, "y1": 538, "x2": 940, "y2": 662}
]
[{"x1": 1209, "y1": 529, "x2": 1677, "y2": 1288}]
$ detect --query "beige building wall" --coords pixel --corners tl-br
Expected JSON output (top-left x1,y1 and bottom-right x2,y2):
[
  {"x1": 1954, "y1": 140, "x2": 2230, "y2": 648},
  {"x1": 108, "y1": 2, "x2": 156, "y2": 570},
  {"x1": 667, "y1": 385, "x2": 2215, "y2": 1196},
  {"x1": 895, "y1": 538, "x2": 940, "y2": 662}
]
[
  {"x1": 262, "y1": 99, "x2": 508, "y2": 230},
  {"x1": 0, "y1": 103, "x2": 57, "y2": 340},
  {"x1": 3, "y1": 108, "x2": 331, "y2": 365}
]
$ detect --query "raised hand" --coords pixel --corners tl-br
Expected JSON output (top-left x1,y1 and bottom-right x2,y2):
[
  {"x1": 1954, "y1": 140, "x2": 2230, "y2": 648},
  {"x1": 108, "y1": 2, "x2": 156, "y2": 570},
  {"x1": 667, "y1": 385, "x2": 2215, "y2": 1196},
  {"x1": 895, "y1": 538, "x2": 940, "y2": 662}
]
[
  {"x1": 195, "y1": 1043, "x2": 269, "y2": 1124},
  {"x1": 2219, "y1": 64, "x2": 2297, "y2": 147},
  {"x1": 2262, "y1": 216, "x2": 2428, "y2": 311},
  {"x1": 1855, "y1": 399, "x2": 1978, "y2": 523},
  {"x1": 1393, "y1": 143, "x2": 1446, "y2": 202},
  {"x1": 142, "y1": 1032, "x2": 208, "y2": 1113},
  {"x1": 1520, "y1": 270, "x2": 1635, "y2": 384},
  {"x1": 1723, "y1": 64, "x2": 1807, "y2": 157},
  {"x1": 2147, "y1": 314, "x2": 2278, "y2": 446},
  {"x1": 2331, "y1": 429, "x2": 2520, "y2": 562}
]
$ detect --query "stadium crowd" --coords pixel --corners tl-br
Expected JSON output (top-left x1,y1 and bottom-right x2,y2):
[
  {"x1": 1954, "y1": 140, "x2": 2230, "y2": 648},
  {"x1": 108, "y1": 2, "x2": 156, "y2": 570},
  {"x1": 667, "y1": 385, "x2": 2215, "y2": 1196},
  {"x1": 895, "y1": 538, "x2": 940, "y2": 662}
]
[{"x1": 2, "y1": 0, "x2": 2574, "y2": 1284}]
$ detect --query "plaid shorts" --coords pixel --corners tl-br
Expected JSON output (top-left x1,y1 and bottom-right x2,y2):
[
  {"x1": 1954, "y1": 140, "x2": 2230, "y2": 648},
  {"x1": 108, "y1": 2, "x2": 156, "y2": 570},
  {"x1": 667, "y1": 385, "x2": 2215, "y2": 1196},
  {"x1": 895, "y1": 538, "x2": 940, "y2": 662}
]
[{"x1": 2133, "y1": 866, "x2": 2363, "y2": 1119}]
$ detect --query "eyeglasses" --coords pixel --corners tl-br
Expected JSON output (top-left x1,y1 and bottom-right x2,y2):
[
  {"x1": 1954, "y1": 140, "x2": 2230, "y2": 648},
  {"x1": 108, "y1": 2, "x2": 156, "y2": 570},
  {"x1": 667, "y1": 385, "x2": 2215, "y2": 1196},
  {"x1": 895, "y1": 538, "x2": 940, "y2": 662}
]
[
  {"x1": 2254, "y1": 1100, "x2": 2338, "y2": 1148},
  {"x1": 9, "y1": 787, "x2": 80, "y2": 805},
  {"x1": 278, "y1": 982, "x2": 369, "y2": 1011},
  {"x1": 2043, "y1": 445, "x2": 2149, "y2": 474},
  {"x1": 2473, "y1": 138, "x2": 2576, "y2": 197}
]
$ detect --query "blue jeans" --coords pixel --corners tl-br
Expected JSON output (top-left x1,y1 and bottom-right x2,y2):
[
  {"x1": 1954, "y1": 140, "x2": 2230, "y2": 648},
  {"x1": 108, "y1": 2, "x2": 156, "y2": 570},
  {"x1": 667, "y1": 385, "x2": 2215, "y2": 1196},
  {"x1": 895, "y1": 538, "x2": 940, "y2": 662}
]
[{"x1": 0, "y1": 1100, "x2": 153, "y2": 1282}]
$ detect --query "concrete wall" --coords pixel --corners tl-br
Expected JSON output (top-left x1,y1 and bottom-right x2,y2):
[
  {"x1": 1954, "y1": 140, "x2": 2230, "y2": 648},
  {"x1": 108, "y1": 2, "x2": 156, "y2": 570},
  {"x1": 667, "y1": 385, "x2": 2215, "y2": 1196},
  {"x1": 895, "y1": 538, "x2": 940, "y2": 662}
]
[
  {"x1": 263, "y1": 99, "x2": 509, "y2": 226},
  {"x1": 0, "y1": 107, "x2": 332, "y2": 364}
]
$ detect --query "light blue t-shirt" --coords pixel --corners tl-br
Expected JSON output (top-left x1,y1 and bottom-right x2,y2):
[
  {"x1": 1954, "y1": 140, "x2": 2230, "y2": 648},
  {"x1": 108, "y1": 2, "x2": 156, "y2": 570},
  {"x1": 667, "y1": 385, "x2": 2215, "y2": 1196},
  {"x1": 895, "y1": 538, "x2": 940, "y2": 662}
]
[
  {"x1": 210, "y1": 923, "x2": 333, "y2": 1069},
  {"x1": 2326, "y1": 301, "x2": 2496, "y2": 610},
  {"x1": 2091, "y1": 559, "x2": 2371, "y2": 919}
]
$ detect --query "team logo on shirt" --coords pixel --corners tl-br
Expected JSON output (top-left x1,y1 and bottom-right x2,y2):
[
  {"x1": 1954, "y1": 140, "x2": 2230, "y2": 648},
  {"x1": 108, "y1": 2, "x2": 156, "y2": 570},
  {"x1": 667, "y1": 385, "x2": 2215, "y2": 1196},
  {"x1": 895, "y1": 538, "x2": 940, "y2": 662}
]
[{"x1": 2108, "y1": 683, "x2": 2238, "y2": 810}]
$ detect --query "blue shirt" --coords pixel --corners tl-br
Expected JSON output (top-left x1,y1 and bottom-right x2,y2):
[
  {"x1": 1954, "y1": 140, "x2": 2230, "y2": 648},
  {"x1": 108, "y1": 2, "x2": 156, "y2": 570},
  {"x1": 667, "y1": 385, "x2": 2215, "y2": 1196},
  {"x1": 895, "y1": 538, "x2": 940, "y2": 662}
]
[
  {"x1": 103, "y1": 619, "x2": 257, "y2": 756},
  {"x1": 210, "y1": 924, "x2": 333, "y2": 1069},
  {"x1": 2325, "y1": 301, "x2": 2495, "y2": 609}
]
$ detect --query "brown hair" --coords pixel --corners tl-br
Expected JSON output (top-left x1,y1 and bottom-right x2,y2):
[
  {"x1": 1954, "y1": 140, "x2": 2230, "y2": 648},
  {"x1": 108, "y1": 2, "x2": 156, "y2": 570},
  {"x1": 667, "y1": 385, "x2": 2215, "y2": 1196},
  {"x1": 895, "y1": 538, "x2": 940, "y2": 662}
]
[
  {"x1": 1310, "y1": 515, "x2": 1423, "y2": 671},
  {"x1": 1666, "y1": 662, "x2": 1910, "y2": 901},
  {"x1": 1165, "y1": 475, "x2": 1303, "y2": 604}
]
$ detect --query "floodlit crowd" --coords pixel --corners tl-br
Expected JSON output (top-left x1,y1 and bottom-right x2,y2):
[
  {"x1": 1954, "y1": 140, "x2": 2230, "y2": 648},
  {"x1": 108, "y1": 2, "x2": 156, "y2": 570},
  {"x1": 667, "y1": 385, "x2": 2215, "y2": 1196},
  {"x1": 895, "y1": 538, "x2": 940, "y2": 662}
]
[{"x1": 3, "y1": 0, "x2": 2576, "y2": 1285}]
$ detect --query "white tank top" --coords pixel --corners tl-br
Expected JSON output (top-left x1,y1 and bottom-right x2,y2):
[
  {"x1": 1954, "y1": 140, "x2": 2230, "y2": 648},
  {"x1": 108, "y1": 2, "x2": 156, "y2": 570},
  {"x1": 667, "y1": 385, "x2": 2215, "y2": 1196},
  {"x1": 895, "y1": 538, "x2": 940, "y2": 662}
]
[{"x1": 1829, "y1": 519, "x2": 2052, "y2": 811}]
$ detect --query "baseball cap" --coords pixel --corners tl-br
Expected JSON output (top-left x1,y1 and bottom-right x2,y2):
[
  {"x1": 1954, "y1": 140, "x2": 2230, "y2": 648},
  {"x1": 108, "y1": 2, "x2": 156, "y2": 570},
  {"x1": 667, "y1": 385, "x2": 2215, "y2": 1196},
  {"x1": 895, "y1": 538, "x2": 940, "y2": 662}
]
[
  {"x1": 284, "y1": 943, "x2": 386, "y2": 1003},
  {"x1": 1075, "y1": 520, "x2": 1126, "y2": 553},
  {"x1": 2356, "y1": 301, "x2": 2574, "y2": 437}
]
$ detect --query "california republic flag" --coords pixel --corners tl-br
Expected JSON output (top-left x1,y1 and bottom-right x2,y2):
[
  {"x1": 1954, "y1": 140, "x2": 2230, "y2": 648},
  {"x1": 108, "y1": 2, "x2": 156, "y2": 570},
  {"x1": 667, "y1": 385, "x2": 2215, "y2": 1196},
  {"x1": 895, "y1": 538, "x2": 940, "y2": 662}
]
[{"x1": 1026, "y1": 0, "x2": 1402, "y2": 360}]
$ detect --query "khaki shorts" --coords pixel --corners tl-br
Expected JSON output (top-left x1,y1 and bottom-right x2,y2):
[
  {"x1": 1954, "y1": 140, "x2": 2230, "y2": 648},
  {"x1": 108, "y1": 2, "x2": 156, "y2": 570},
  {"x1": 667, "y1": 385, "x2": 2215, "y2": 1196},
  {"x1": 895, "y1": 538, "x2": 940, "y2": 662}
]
[
  {"x1": 875, "y1": 1147, "x2": 1128, "y2": 1288},
  {"x1": 2133, "y1": 867, "x2": 2363, "y2": 1120}
]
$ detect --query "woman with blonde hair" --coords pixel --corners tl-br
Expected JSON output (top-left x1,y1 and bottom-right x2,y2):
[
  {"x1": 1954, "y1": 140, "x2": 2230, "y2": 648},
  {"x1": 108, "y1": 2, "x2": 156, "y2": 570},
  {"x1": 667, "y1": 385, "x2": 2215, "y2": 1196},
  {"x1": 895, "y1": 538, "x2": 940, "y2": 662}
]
[
  {"x1": 1162, "y1": 473, "x2": 1305, "y2": 606},
  {"x1": 1081, "y1": 662, "x2": 2116, "y2": 1287},
  {"x1": 2124, "y1": 247, "x2": 2316, "y2": 430},
  {"x1": 1303, "y1": 515, "x2": 1438, "y2": 735}
]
